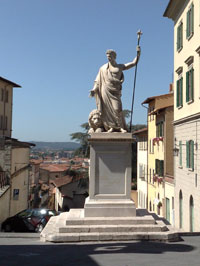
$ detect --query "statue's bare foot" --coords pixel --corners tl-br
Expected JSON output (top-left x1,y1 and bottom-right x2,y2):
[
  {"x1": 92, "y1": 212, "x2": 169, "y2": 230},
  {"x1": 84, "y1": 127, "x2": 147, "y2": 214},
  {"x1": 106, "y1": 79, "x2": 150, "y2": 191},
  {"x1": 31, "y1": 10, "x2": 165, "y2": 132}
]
[
  {"x1": 107, "y1": 128, "x2": 114, "y2": 133},
  {"x1": 120, "y1": 128, "x2": 127, "y2": 133}
]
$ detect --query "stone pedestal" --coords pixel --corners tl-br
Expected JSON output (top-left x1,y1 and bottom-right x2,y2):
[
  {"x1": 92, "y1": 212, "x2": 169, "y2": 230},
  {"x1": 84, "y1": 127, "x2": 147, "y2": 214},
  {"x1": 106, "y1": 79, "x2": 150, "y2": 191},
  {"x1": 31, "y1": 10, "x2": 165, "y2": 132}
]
[
  {"x1": 40, "y1": 132, "x2": 180, "y2": 243},
  {"x1": 84, "y1": 133, "x2": 136, "y2": 217}
]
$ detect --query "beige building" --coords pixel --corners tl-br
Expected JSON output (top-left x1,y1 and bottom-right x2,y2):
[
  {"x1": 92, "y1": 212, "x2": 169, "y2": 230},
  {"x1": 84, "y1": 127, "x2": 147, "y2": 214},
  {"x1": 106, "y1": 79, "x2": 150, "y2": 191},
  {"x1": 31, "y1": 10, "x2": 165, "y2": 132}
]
[
  {"x1": 51, "y1": 175, "x2": 88, "y2": 212},
  {"x1": 0, "y1": 77, "x2": 34, "y2": 226},
  {"x1": 164, "y1": 0, "x2": 200, "y2": 231},
  {"x1": 0, "y1": 138, "x2": 34, "y2": 225},
  {"x1": 142, "y1": 91, "x2": 174, "y2": 224},
  {"x1": 133, "y1": 128, "x2": 148, "y2": 209},
  {"x1": 0, "y1": 77, "x2": 20, "y2": 138}
]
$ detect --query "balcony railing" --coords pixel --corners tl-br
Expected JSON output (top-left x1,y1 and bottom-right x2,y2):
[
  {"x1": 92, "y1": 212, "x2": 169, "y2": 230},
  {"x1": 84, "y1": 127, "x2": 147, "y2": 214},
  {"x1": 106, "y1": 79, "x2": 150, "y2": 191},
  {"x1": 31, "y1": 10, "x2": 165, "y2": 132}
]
[{"x1": 0, "y1": 171, "x2": 9, "y2": 189}]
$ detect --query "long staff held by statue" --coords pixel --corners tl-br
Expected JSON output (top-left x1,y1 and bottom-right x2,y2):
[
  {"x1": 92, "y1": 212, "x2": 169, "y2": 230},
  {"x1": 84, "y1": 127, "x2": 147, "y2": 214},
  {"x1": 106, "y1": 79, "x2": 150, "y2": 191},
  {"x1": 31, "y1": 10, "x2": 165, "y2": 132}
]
[{"x1": 129, "y1": 30, "x2": 142, "y2": 132}]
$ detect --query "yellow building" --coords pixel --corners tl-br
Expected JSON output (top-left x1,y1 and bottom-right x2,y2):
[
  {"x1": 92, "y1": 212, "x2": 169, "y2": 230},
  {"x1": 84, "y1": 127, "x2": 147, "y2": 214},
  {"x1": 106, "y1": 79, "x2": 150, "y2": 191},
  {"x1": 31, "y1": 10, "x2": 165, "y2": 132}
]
[
  {"x1": 0, "y1": 77, "x2": 34, "y2": 226},
  {"x1": 164, "y1": 0, "x2": 200, "y2": 231},
  {"x1": 142, "y1": 90, "x2": 174, "y2": 224}
]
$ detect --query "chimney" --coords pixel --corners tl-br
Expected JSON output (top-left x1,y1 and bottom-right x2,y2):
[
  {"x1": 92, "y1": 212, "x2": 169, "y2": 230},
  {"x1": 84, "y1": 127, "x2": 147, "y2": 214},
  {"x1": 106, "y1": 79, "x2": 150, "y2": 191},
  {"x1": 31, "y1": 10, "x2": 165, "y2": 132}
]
[{"x1": 169, "y1": 83, "x2": 173, "y2": 93}]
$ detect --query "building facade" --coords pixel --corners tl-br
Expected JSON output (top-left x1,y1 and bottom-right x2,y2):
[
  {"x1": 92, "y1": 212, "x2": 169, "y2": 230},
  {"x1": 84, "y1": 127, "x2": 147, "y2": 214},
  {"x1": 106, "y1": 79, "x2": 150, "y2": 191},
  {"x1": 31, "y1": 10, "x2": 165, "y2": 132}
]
[
  {"x1": 134, "y1": 128, "x2": 148, "y2": 209},
  {"x1": 142, "y1": 91, "x2": 174, "y2": 224},
  {"x1": 0, "y1": 77, "x2": 34, "y2": 225},
  {"x1": 0, "y1": 77, "x2": 20, "y2": 138},
  {"x1": 164, "y1": 0, "x2": 200, "y2": 231}
]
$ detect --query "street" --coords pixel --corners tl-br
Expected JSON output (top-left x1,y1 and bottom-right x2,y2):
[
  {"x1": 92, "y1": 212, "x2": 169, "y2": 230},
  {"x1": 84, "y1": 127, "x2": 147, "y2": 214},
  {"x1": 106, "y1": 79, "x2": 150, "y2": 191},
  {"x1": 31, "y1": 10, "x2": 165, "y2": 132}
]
[{"x1": 0, "y1": 235, "x2": 200, "y2": 266}]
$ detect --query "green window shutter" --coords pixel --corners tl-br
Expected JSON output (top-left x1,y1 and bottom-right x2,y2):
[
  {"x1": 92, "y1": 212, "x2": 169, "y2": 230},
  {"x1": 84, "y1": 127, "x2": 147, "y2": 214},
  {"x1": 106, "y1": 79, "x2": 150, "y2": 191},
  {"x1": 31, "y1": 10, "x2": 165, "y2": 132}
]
[
  {"x1": 180, "y1": 23, "x2": 183, "y2": 48},
  {"x1": 160, "y1": 123, "x2": 162, "y2": 137},
  {"x1": 186, "y1": 71, "x2": 189, "y2": 102},
  {"x1": 179, "y1": 141, "x2": 182, "y2": 166},
  {"x1": 186, "y1": 10, "x2": 189, "y2": 38},
  {"x1": 186, "y1": 141, "x2": 189, "y2": 168},
  {"x1": 180, "y1": 77, "x2": 183, "y2": 106},
  {"x1": 176, "y1": 80, "x2": 179, "y2": 107},
  {"x1": 191, "y1": 4, "x2": 194, "y2": 34},
  {"x1": 191, "y1": 140, "x2": 194, "y2": 170},
  {"x1": 160, "y1": 160, "x2": 164, "y2": 177},
  {"x1": 156, "y1": 159, "x2": 159, "y2": 175},
  {"x1": 191, "y1": 68, "x2": 194, "y2": 101},
  {"x1": 177, "y1": 26, "x2": 179, "y2": 51}
]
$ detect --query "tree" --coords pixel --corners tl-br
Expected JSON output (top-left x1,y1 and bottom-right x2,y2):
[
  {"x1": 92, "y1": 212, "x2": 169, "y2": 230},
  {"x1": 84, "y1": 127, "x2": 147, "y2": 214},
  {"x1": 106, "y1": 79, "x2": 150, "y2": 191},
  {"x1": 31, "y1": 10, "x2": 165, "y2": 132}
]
[{"x1": 70, "y1": 123, "x2": 89, "y2": 157}]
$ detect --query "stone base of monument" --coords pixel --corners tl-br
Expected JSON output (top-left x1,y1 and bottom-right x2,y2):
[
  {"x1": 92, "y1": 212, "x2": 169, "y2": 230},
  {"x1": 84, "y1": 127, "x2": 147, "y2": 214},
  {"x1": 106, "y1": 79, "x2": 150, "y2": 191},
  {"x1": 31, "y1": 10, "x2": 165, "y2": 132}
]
[
  {"x1": 40, "y1": 209, "x2": 180, "y2": 242},
  {"x1": 84, "y1": 198, "x2": 136, "y2": 217},
  {"x1": 40, "y1": 133, "x2": 179, "y2": 242}
]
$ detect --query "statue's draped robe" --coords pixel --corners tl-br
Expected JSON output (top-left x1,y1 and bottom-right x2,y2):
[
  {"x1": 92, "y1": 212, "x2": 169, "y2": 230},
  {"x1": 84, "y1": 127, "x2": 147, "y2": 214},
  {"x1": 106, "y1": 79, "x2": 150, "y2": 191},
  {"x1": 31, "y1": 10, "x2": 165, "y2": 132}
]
[{"x1": 94, "y1": 63, "x2": 127, "y2": 131}]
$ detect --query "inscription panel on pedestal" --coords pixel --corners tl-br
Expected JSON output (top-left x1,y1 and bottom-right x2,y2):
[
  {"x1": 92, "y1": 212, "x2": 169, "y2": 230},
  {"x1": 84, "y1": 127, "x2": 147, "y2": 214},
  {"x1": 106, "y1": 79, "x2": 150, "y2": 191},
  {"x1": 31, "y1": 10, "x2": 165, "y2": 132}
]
[{"x1": 95, "y1": 151, "x2": 126, "y2": 195}]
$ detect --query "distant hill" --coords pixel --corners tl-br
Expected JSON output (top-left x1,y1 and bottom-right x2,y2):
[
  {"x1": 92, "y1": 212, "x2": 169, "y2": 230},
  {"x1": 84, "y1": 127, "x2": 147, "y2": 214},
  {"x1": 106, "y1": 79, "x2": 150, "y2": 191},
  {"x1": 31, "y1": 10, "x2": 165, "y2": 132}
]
[{"x1": 31, "y1": 141, "x2": 80, "y2": 151}]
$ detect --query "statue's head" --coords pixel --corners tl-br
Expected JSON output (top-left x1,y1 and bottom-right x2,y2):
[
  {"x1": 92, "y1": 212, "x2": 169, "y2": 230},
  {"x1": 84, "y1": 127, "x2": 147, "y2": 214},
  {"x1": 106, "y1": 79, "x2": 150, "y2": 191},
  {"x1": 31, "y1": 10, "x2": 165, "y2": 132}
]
[{"x1": 106, "y1": 49, "x2": 117, "y2": 60}]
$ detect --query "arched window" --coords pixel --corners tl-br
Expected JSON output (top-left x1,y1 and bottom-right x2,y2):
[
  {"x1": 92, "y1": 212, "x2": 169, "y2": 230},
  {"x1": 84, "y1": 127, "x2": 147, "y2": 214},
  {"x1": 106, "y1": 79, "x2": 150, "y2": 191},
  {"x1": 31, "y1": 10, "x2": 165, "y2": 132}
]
[
  {"x1": 179, "y1": 190, "x2": 183, "y2": 229},
  {"x1": 189, "y1": 195, "x2": 194, "y2": 232}
]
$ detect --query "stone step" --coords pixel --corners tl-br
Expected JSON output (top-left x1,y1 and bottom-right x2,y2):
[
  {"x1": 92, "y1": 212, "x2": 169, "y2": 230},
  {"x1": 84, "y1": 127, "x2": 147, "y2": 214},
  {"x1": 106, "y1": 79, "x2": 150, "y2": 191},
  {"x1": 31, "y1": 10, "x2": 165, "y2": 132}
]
[
  {"x1": 57, "y1": 224, "x2": 168, "y2": 233},
  {"x1": 44, "y1": 231, "x2": 180, "y2": 243},
  {"x1": 65, "y1": 216, "x2": 155, "y2": 226}
]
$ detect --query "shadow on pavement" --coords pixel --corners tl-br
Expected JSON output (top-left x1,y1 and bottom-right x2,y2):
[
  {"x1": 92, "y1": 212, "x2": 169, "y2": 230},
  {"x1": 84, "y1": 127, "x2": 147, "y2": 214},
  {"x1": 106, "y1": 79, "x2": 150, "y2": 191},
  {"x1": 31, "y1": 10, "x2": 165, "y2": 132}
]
[{"x1": 0, "y1": 240, "x2": 195, "y2": 266}]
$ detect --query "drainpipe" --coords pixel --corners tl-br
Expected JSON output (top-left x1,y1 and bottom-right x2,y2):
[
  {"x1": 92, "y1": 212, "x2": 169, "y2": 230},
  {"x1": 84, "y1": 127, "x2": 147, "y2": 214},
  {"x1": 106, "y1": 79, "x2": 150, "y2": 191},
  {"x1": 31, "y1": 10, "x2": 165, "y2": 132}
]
[{"x1": 141, "y1": 103, "x2": 148, "y2": 210}]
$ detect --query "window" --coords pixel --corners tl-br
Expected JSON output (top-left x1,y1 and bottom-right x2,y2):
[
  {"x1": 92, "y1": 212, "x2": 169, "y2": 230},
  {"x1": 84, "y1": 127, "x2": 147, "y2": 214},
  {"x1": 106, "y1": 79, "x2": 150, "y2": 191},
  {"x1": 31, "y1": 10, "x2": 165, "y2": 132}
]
[
  {"x1": 1, "y1": 89, "x2": 4, "y2": 101},
  {"x1": 4, "y1": 116, "x2": 7, "y2": 130},
  {"x1": 153, "y1": 169, "x2": 155, "y2": 184},
  {"x1": 186, "y1": 68, "x2": 194, "y2": 102},
  {"x1": 149, "y1": 139, "x2": 151, "y2": 153},
  {"x1": 152, "y1": 139, "x2": 154, "y2": 154},
  {"x1": 17, "y1": 209, "x2": 32, "y2": 217},
  {"x1": 13, "y1": 189, "x2": 19, "y2": 200},
  {"x1": 179, "y1": 141, "x2": 182, "y2": 167},
  {"x1": 156, "y1": 122, "x2": 164, "y2": 137},
  {"x1": 186, "y1": 140, "x2": 194, "y2": 170},
  {"x1": 177, "y1": 22, "x2": 183, "y2": 51},
  {"x1": 148, "y1": 106, "x2": 154, "y2": 121},
  {"x1": 139, "y1": 163, "x2": 145, "y2": 179},
  {"x1": 186, "y1": 3, "x2": 194, "y2": 39},
  {"x1": 155, "y1": 159, "x2": 164, "y2": 177},
  {"x1": 139, "y1": 141, "x2": 143, "y2": 150},
  {"x1": 149, "y1": 168, "x2": 151, "y2": 183},
  {"x1": 5, "y1": 90, "x2": 8, "y2": 103},
  {"x1": 176, "y1": 77, "x2": 183, "y2": 107}
]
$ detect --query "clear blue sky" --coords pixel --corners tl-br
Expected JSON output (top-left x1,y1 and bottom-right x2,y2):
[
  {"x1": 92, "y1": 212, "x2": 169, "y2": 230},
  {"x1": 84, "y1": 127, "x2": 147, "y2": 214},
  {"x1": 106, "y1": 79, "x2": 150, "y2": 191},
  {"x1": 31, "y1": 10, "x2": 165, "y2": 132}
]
[{"x1": 0, "y1": 0, "x2": 173, "y2": 142}]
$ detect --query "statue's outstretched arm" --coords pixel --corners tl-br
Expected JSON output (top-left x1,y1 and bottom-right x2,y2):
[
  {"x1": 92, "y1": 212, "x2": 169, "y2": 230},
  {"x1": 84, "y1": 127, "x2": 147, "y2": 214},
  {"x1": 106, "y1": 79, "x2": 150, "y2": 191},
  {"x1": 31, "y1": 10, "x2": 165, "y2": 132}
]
[{"x1": 123, "y1": 46, "x2": 141, "y2": 70}]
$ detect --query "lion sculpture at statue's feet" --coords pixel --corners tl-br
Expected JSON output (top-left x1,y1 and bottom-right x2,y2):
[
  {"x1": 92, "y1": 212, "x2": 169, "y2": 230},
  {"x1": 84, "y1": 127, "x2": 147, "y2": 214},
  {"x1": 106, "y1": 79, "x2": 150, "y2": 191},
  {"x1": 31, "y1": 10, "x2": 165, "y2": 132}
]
[{"x1": 88, "y1": 109, "x2": 104, "y2": 134}]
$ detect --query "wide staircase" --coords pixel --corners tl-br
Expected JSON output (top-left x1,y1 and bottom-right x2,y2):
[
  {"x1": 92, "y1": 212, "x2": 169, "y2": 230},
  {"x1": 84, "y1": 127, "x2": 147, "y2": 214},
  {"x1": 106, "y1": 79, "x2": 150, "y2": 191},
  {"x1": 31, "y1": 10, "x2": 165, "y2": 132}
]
[{"x1": 41, "y1": 209, "x2": 180, "y2": 242}]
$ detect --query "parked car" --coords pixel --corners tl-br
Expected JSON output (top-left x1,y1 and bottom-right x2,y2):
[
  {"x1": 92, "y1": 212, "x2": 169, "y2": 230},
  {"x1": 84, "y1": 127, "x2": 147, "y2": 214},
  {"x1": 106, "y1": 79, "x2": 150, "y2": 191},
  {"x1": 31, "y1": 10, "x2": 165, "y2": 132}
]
[{"x1": 1, "y1": 208, "x2": 58, "y2": 233}]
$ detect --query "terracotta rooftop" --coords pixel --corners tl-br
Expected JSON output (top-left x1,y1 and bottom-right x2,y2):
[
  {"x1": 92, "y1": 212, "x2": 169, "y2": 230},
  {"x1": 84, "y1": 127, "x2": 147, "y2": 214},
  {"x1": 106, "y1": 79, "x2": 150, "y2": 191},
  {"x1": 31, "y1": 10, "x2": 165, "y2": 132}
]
[
  {"x1": 51, "y1": 175, "x2": 73, "y2": 188},
  {"x1": 40, "y1": 164, "x2": 69, "y2": 173},
  {"x1": 142, "y1": 92, "x2": 173, "y2": 104},
  {"x1": 133, "y1": 128, "x2": 148, "y2": 135}
]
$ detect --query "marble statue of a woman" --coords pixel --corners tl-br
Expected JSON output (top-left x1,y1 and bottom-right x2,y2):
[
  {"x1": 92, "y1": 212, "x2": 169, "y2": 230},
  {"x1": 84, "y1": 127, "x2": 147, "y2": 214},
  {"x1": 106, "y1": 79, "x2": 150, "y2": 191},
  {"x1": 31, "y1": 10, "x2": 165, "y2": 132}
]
[{"x1": 89, "y1": 46, "x2": 140, "y2": 133}]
